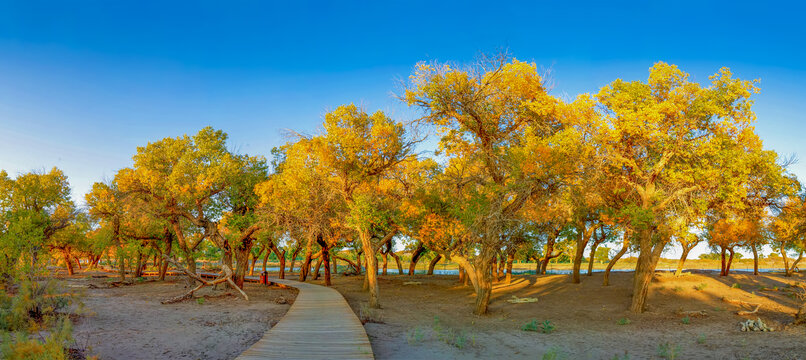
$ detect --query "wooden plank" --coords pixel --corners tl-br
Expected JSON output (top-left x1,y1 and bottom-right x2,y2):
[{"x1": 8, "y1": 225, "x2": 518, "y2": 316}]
[{"x1": 235, "y1": 277, "x2": 374, "y2": 360}]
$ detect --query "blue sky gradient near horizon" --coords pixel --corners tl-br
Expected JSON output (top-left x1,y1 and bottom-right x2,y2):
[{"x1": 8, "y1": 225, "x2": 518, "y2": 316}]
[{"x1": 1, "y1": 1, "x2": 805, "y2": 258}]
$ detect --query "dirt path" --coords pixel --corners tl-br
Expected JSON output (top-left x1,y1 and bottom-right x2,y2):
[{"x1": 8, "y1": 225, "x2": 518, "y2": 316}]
[
  {"x1": 65, "y1": 273, "x2": 296, "y2": 360},
  {"x1": 319, "y1": 271, "x2": 806, "y2": 359}
]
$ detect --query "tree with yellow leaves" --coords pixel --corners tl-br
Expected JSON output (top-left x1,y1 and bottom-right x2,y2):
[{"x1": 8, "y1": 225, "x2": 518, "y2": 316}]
[
  {"x1": 596, "y1": 62, "x2": 761, "y2": 312},
  {"x1": 404, "y1": 54, "x2": 579, "y2": 314}
]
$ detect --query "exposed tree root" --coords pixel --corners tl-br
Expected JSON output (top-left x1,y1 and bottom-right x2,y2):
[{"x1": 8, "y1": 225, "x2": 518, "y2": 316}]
[{"x1": 722, "y1": 297, "x2": 762, "y2": 315}]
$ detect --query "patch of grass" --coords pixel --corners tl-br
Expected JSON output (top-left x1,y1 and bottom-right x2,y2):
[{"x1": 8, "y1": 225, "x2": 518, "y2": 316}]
[
  {"x1": 657, "y1": 342, "x2": 680, "y2": 359},
  {"x1": 694, "y1": 283, "x2": 707, "y2": 291},
  {"x1": 672, "y1": 286, "x2": 684, "y2": 292},
  {"x1": 731, "y1": 283, "x2": 742, "y2": 289},
  {"x1": 617, "y1": 317, "x2": 631, "y2": 325},
  {"x1": 611, "y1": 352, "x2": 630, "y2": 360},
  {"x1": 541, "y1": 347, "x2": 566, "y2": 360},
  {"x1": 540, "y1": 320, "x2": 556, "y2": 334},
  {"x1": 406, "y1": 326, "x2": 424, "y2": 345},
  {"x1": 681, "y1": 316, "x2": 690, "y2": 325},
  {"x1": 196, "y1": 297, "x2": 205, "y2": 305},
  {"x1": 522, "y1": 319, "x2": 556, "y2": 333},
  {"x1": 697, "y1": 333, "x2": 706, "y2": 344},
  {"x1": 521, "y1": 319, "x2": 539, "y2": 332}
]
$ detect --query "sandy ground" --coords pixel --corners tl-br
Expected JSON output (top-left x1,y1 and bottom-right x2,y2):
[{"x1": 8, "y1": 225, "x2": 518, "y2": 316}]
[
  {"x1": 311, "y1": 271, "x2": 806, "y2": 360},
  {"x1": 62, "y1": 272, "x2": 296, "y2": 360}
]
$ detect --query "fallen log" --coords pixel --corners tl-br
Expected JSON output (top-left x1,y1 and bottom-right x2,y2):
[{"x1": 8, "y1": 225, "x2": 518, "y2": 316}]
[{"x1": 160, "y1": 255, "x2": 248, "y2": 304}]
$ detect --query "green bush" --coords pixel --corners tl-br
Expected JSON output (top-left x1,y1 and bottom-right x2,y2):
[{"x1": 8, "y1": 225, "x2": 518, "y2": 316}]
[{"x1": 0, "y1": 280, "x2": 79, "y2": 360}]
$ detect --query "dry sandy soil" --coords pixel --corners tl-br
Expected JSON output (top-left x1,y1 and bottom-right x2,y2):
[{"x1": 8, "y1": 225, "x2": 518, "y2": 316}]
[
  {"x1": 313, "y1": 271, "x2": 806, "y2": 360},
  {"x1": 61, "y1": 272, "x2": 296, "y2": 360}
]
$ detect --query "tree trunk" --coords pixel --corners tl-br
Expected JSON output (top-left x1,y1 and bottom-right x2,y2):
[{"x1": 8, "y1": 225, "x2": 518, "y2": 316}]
[
  {"x1": 159, "y1": 232, "x2": 172, "y2": 281},
  {"x1": 427, "y1": 255, "x2": 442, "y2": 275},
  {"x1": 629, "y1": 231, "x2": 665, "y2": 313},
  {"x1": 289, "y1": 245, "x2": 301, "y2": 275},
  {"x1": 322, "y1": 248, "x2": 332, "y2": 286},
  {"x1": 572, "y1": 224, "x2": 594, "y2": 284},
  {"x1": 752, "y1": 245, "x2": 759, "y2": 275},
  {"x1": 232, "y1": 236, "x2": 254, "y2": 288},
  {"x1": 492, "y1": 257, "x2": 499, "y2": 282},
  {"x1": 505, "y1": 251, "x2": 515, "y2": 284},
  {"x1": 332, "y1": 256, "x2": 338, "y2": 274},
  {"x1": 788, "y1": 250, "x2": 804, "y2": 276},
  {"x1": 408, "y1": 243, "x2": 425, "y2": 275},
  {"x1": 453, "y1": 252, "x2": 494, "y2": 315},
  {"x1": 725, "y1": 247, "x2": 735, "y2": 276},
  {"x1": 720, "y1": 247, "x2": 727, "y2": 276},
  {"x1": 312, "y1": 257, "x2": 323, "y2": 280},
  {"x1": 674, "y1": 246, "x2": 692, "y2": 277},
  {"x1": 250, "y1": 246, "x2": 264, "y2": 276},
  {"x1": 604, "y1": 233, "x2": 630, "y2": 286},
  {"x1": 782, "y1": 246, "x2": 791, "y2": 276},
  {"x1": 390, "y1": 251, "x2": 403, "y2": 275},
  {"x1": 498, "y1": 253, "x2": 506, "y2": 278},
  {"x1": 381, "y1": 251, "x2": 388, "y2": 276},
  {"x1": 359, "y1": 231, "x2": 381, "y2": 308},
  {"x1": 458, "y1": 266, "x2": 466, "y2": 285},
  {"x1": 63, "y1": 250, "x2": 74, "y2": 276},
  {"x1": 134, "y1": 250, "x2": 143, "y2": 278},
  {"x1": 277, "y1": 249, "x2": 286, "y2": 279},
  {"x1": 587, "y1": 243, "x2": 598, "y2": 276},
  {"x1": 541, "y1": 232, "x2": 559, "y2": 275}
]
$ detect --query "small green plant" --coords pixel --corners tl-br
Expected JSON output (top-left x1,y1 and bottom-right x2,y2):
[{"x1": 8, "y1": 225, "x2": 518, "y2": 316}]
[
  {"x1": 697, "y1": 333, "x2": 706, "y2": 344},
  {"x1": 694, "y1": 283, "x2": 707, "y2": 291},
  {"x1": 196, "y1": 297, "x2": 205, "y2": 305},
  {"x1": 681, "y1": 316, "x2": 690, "y2": 325},
  {"x1": 540, "y1": 320, "x2": 556, "y2": 334},
  {"x1": 617, "y1": 317, "x2": 631, "y2": 325},
  {"x1": 521, "y1": 319, "x2": 539, "y2": 332},
  {"x1": 672, "y1": 286, "x2": 683, "y2": 292},
  {"x1": 731, "y1": 283, "x2": 742, "y2": 289},
  {"x1": 453, "y1": 330, "x2": 469, "y2": 349},
  {"x1": 406, "y1": 326, "x2": 424, "y2": 345},
  {"x1": 611, "y1": 352, "x2": 630, "y2": 360},
  {"x1": 657, "y1": 342, "x2": 680, "y2": 359},
  {"x1": 135, "y1": 276, "x2": 146, "y2": 283},
  {"x1": 541, "y1": 347, "x2": 566, "y2": 360}
]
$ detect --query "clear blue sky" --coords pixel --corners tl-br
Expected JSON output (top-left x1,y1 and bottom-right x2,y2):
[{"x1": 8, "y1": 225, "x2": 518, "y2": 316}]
[{"x1": 1, "y1": 0, "x2": 805, "y2": 218}]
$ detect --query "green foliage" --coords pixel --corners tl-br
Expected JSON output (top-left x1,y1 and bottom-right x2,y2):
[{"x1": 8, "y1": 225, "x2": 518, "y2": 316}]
[
  {"x1": 699, "y1": 252, "x2": 721, "y2": 260},
  {"x1": 694, "y1": 283, "x2": 708, "y2": 291},
  {"x1": 405, "y1": 326, "x2": 424, "y2": 345},
  {"x1": 657, "y1": 342, "x2": 680, "y2": 359},
  {"x1": 521, "y1": 319, "x2": 539, "y2": 331},
  {"x1": 617, "y1": 317, "x2": 631, "y2": 325},
  {"x1": 731, "y1": 283, "x2": 742, "y2": 289},
  {"x1": 681, "y1": 316, "x2": 690, "y2": 325},
  {"x1": 541, "y1": 320, "x2": 556, "y2": 333},
  {"x1": 697, "y1": 333, "x2": 706, "y2": 344},
  {"x1": 0, "y1": 280, "x2": 79, "y2": 360},
  {"x1": 541, "y1": 347, "x2": 566, "y2": 360},
  {"x1": 196, "y1": 298, "x2": 205, "y2": 305}
]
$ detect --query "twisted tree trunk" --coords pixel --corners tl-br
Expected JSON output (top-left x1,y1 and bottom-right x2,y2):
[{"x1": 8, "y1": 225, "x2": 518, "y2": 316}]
[{"x1": 427, "y1": 255, "x2": 442, "y2": 275}]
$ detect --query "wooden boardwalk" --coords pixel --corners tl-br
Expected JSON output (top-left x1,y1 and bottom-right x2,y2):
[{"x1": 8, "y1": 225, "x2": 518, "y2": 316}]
[{"x1": 236, "y1": 277, "x2": 374, "y2": 360}]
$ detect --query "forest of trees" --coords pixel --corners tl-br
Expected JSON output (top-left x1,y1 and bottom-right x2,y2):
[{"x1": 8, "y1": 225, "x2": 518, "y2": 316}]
[{"x1": 3, "y1": 55, "x2": 806, "y2": 321}]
